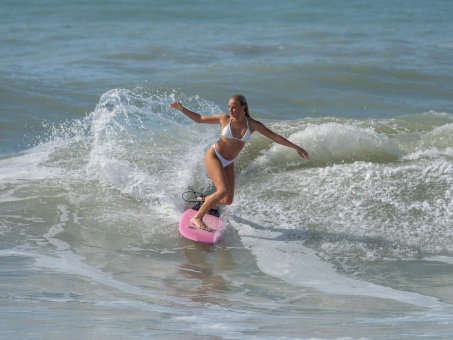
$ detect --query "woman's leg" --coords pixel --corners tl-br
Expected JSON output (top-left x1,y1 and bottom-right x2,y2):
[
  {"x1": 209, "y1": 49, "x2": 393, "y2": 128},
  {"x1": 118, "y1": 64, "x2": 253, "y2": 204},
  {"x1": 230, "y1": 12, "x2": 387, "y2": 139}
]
[
  {"x1": 218, "y1": 162, "x2": 235, "y2": 205},
  {"x1": 191, "y1": 147, "x2": 234, "y2": 230}
]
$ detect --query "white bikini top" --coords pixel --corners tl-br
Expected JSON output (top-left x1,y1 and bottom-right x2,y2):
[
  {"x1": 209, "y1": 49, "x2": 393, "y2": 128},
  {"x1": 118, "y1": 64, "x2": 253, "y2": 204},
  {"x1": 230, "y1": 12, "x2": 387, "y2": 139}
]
[{"x1": 221, "y1": 118, "x2": 251, "y2": 143}]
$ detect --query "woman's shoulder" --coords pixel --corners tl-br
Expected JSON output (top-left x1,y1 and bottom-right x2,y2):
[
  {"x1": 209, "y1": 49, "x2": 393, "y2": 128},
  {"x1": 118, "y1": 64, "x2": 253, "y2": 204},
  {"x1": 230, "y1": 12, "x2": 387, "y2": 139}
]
[
  {"x1": 217, "y1": 113, "x2": 231, "y2": 122},
  {"x1": 248, "y1": 117, "x2": 265, "y2": 131},
  {"x1": 199, "y1": 112, "x2": 229, "y2": 123}
]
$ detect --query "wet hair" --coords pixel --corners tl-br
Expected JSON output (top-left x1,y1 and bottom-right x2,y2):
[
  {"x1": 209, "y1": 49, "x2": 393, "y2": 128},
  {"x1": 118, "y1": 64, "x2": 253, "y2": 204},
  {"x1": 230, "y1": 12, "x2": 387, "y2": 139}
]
[{"x1": 230, "y1": 94, "x2": 250, "y2": 117}]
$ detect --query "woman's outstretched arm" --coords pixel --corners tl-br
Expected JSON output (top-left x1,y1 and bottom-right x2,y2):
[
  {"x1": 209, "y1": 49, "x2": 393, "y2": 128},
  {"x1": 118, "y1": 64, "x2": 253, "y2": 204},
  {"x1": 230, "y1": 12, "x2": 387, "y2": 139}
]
[
  {"x1": 251, "y1": 119, "x2": 309, "y2": 159},
  {"x1": 170, "y1": 101, "x2": 223, "y2": 124}
]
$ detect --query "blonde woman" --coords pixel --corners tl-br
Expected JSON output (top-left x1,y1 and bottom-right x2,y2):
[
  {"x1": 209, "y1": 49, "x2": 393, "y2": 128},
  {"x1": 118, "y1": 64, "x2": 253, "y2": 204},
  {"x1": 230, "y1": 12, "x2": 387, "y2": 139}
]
[{"x1": 170, "y1": 94, "x2": 309, "y2": 230}]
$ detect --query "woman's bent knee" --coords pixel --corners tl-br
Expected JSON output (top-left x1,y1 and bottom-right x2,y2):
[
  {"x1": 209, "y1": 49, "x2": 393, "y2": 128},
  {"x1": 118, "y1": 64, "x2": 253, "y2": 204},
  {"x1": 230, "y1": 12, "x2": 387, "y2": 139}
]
[
  {"x1": 223, "y1": 198, "x2": 233, "y2": 205},
  {"x1": 218, "y1": 191, "x2": 233, "y2": 205},
  {"x1": 218, "y1": 187, "x2": 229, "y2": 199}
]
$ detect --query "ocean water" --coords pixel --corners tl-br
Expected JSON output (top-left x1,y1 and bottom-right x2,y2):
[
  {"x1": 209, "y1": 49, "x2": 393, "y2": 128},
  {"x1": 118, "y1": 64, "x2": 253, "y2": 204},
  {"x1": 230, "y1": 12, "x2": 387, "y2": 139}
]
[{"x1": 1, "y1": 0, "x2": 453, "y2": 338}]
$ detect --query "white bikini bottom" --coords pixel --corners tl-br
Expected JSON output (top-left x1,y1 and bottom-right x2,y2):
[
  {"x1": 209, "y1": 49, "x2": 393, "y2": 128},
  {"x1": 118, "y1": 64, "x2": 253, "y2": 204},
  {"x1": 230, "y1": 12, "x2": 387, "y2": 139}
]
[{"x1": 212, "y1": 144, "x2": 235, "y2": 167}]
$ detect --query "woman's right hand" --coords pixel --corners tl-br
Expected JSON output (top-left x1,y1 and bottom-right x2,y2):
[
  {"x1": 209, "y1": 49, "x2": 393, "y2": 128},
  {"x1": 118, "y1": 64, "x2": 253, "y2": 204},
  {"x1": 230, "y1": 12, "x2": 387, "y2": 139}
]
[{"x1": 169, "y1": 101, "x2": 184, "y2": 111}]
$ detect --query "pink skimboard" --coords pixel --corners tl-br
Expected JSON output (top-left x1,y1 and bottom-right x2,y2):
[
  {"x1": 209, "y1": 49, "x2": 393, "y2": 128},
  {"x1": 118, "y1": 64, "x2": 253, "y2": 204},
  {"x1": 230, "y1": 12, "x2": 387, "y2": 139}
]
[{"x1": 179, "y1": 204, "x2": 224, "y2": 244}]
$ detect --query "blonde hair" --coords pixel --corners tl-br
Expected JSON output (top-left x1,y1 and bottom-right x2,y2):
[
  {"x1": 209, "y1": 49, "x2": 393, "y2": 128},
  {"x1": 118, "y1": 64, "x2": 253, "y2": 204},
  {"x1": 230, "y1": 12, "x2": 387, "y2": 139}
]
[{"x1": 230, "y1": 94, "x2": 250, "y2": 117}]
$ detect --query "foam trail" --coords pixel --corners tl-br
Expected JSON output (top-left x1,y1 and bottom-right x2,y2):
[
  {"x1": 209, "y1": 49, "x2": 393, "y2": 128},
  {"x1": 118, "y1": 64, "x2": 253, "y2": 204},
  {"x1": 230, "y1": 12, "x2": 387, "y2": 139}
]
[
  {"x1": 0, "y1": 247, "x2": 190, "y2": 308},
  {"x1": 237, "y1": 225, "x2": 447, "y2": 309}
]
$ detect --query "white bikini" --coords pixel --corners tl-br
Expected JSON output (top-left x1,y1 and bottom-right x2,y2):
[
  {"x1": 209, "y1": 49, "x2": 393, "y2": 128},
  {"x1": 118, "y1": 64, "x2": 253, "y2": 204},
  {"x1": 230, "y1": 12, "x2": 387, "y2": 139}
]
[
  {"x1": 221, "y1": 117, "x2": 251, "y2": 142},
  {"x1": 212, "y1": 118, "x2": 251, "y2": 167}
]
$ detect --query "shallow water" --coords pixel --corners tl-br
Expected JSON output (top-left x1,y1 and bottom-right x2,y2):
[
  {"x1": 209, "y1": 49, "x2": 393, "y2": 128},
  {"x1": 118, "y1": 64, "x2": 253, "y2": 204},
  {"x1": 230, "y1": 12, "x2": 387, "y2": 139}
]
[{"x1": 1, "y1": 1, "x2": 453, "y2": 338}]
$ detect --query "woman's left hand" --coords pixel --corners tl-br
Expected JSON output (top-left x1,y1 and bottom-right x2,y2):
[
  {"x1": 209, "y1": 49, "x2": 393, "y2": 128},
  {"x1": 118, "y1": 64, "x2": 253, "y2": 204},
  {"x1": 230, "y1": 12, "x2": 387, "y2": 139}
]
[{"x1": 297, "y1": 147, "x2": 310, "y2": 159}]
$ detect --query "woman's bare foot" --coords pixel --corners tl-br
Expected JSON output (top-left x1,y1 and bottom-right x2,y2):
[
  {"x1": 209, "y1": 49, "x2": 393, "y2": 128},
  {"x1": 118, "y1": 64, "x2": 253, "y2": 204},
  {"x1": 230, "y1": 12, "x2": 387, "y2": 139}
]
[{"x1": 190, "y1": 216, "x2": 209, "y2": 231}]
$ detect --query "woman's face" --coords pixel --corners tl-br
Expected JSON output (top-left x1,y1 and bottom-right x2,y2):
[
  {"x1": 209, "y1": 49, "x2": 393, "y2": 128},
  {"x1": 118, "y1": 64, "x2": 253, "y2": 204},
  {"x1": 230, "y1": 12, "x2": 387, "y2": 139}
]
[{"x1": 228, "y1": 99, "x2": 245, "y2": 118}]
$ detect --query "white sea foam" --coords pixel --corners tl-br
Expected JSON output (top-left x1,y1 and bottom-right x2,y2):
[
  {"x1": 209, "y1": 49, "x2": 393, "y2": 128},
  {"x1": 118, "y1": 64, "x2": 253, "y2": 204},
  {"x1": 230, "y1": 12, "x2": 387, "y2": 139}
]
[
  {"x1": 423, "y1": 256, "x2": 453, "y2": 265},
  {"x1": 0, "y1": 142, "x2": 64, "y2": 182},
  {"x1": 230, "y1": 114, "x2": 453, "y2": 310}
]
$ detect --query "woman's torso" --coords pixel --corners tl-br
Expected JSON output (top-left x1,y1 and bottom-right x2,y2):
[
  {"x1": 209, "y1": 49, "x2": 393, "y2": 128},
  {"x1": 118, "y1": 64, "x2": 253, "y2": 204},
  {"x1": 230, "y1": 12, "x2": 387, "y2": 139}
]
[{"x1": 215, "y1": 116, "x2": 252, "y2": 160}]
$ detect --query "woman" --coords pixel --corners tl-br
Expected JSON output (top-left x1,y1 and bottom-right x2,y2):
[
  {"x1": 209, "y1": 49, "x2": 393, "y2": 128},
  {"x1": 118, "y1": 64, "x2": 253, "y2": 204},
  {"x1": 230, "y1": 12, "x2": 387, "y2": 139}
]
[{"x1": 170, "y1": 94, "x2": 309, "y2": 231}]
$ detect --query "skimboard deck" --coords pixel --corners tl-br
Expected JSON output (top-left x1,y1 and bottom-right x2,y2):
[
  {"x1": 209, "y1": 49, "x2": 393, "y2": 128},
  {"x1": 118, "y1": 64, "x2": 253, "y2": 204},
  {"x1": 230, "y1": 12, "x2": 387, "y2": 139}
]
[{"x1": 179, "y1": 204, "x2": 224, "y2": 244}]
